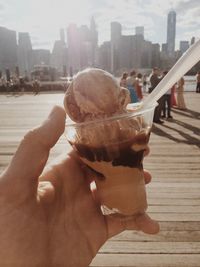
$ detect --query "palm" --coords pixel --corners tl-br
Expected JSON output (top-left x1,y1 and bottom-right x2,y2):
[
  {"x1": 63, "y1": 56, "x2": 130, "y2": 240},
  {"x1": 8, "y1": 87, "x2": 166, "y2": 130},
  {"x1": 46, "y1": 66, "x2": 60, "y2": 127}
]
[
  {"x1": 41, "y1": 154, "x2": 108, "y2": 267},
  {"x1": 0, "y1": 156, "x2": 107, "y2": 267},
  {"x1": 0, "y1": 185, "x2": 48, "y2": 267}
]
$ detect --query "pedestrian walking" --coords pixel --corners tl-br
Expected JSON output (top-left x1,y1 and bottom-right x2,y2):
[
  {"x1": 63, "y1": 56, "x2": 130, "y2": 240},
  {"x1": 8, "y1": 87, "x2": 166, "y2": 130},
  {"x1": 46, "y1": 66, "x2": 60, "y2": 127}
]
[
  {"x1": 177, "y1": 77, "x2": 187, "y2": 110},
  {"x1": 196, "y1": 71, "x2": 200, "y2": 93}
]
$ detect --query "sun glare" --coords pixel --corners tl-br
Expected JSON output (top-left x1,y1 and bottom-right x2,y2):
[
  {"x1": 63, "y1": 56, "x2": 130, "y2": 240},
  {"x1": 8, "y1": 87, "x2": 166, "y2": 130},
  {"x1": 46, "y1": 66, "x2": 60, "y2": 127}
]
[{"x1": 34, "y1": 0, "x2": 92, "y2": 26}]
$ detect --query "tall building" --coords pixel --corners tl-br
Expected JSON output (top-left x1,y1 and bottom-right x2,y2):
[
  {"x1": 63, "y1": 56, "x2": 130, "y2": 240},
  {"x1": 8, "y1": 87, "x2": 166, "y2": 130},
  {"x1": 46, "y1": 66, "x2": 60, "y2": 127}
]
[
  {"x1": 98, "y1": 41, "x2": 111, "y2": 72},
  {"x1": 18, "y1": 32, "x2": 32, "y2": 75},
  {"x1": 0, "y1": 27, "x2": 18, "y2": 73},
  {"x1": 161, "y1": 43, "x2": 168, "y2": 54},
  {"x1": 191, "y1": 37, "x2": 195, "y2": 45},
  {"x1": 151, "y1": 43, "x2": 160, "y2": 67},
  {"x1": 135, "y1": 26, "x2": 144, "y2": 37},
  {"x1": 179, "y1": 41, "x2": 189, "y2": 54},
  {"x1": 111, "y1": 21, "x2": 122, "y2": 74},
  {"x1": 66, "y1": 19, "x2": 98, "y2": 73},
  {"x1": 119, "y1": 34, "x2": 148, "y2": 71},
  {"x1": 51, "y1": 29, "x2": 68, "y2": 75},
  {"x1": 51, "y1": 40, "x2": 68, "y2": 74},
  {"x1": 67, "y1": 23, "x2": 81, "y2": 74},
  {"x1": 60, "y1": 28, "x2": 65, "y2": 43},
  {"x1": 166, "y1": 10, "x2": 176, "y2": 56},
  {"x1": 141, "y1": 40, "x2": 152, "y2": 68},
  {"x1": 30, "y1": 49, "x2": 51, "y2": 69},
  {"x1": 90, "y1": 17, "x2": 98, "y2": 66},
  {"x1": 79, "y1": 25, "x2": 91, "y2": 68},
  {"x1": 118, "y1": 35, "x2": 134, "y2": 70}
]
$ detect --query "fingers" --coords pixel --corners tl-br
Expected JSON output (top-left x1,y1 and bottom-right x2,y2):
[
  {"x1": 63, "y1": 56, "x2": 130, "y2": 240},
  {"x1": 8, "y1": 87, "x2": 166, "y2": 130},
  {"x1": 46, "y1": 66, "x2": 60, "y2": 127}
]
[
  {"x1": 144, "y1": 170, "x2": 152, "y2": 184},
  {"x1": 38, "y1": 181, "x2": 55, "y2": 203},
  {"x1": 144, "y1": 146, "x2": 150, "y2": 157},
  {"x1": 106, "y1": 212, "x2": 159, "y2": 238},
  {"x1": 135, "y1": 213, "x2": 160, "y2": 234},
  {"x1": 3, "y1": 106, "x2": 66, "y2": 196}
]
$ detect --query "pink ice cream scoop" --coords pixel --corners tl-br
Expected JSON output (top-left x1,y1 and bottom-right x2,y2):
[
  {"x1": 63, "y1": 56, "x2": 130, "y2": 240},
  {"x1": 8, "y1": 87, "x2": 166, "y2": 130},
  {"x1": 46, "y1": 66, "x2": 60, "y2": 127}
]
[{"x1": 64, "y1": 68, "x2": 130, "y2": 123}]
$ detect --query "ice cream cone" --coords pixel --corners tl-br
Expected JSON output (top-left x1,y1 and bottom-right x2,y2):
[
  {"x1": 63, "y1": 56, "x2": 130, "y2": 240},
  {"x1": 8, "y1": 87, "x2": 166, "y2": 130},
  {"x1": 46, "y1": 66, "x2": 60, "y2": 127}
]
[{"x1": 81, "y1": 158, "x2": 147, "y2": 215}]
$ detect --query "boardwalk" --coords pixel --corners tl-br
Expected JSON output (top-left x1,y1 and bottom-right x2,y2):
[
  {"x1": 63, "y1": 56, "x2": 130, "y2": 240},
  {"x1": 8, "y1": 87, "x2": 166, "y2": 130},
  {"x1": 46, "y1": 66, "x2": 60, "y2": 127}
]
[{"x1": 0, "y1": 92, "x2": 200, "y2": 267}]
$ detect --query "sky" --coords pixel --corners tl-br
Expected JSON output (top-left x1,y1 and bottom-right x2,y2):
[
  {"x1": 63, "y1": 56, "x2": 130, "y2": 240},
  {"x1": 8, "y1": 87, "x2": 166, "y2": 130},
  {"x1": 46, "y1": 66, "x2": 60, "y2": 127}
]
[{"x1": 0, "y1": 0, "x2": 199, "y2": 51}]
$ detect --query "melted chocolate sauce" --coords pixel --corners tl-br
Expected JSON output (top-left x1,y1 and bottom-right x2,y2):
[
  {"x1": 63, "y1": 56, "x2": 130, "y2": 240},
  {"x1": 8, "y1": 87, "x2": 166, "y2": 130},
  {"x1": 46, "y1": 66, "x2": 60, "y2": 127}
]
[{"x1": 70, "y1": 132, "x2": 150, "y2": 169}]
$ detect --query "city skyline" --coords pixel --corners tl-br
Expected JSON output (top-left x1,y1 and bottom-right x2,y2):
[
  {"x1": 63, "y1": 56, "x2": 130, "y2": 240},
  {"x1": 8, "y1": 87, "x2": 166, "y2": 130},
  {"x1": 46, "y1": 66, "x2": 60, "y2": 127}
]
[{"x1": 0, "y1": 0, "x2": 199, "y2": 51}]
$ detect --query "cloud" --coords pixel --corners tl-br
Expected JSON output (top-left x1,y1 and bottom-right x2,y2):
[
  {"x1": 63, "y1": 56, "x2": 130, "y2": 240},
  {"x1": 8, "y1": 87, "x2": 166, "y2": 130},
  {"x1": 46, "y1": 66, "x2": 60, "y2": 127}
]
[
  {"x1": 173, "y1": 0, "x2": 200, "y2": 28},
  {"x1": 0, "y1": 0, "x2": 199, "y2": 51},
  {"x1": 93, "y1": 0, "x2": 156, "y2": 41},
  {"x1": 175, "y1": 1, "x2": 200, "y2": 42},
  {"x1": 89, "y1": 0, "x2": 110, "y2": 9},
  {"x1": 175, "y1": 0, "x2": 200, "y2": 13}
]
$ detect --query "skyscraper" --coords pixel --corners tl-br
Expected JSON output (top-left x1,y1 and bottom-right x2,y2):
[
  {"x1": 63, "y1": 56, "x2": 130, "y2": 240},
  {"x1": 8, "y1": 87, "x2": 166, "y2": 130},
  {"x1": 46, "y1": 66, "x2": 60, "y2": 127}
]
[
  {"x1": 135, "y1": 26, "x2": 144, "y2": 37},
  {"x1": 60, "y1": 28, "x2": 65, "y2": 43},
  {"x1": 67, "y1": 23, "x2": 81, "y2": 73},
  {"x1": 179, "y1": 41, "x2": 189, "y2": 54},
  {"x1": 18, "y1": 32, "x2": 32, "y2": 74},
  {"x1": 51, "y1": 30, "x2": 68, "y2": 74},
  {"x1": 191, "y1": 37, "x2": 195, "y2": 45},
  {"x1": 110, "y1": 22, "x2": 122, "y2": 74},
  {"x1": 0, "y1": 27, "x2": 18, "y2": 72},
  {"x1": 166, "y1": 10, "x2": 176, "y2": 56},
  {"x1": 79, "y1": 25, "x2": 91, "y2": 68},
  {"x1": 90, "y1": 17, "x2": 98, "y2": 66}
]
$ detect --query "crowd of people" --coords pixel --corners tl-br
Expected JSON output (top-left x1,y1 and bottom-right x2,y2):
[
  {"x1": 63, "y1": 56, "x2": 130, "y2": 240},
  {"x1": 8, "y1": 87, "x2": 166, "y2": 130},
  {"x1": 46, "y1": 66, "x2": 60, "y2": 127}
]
[
  {"x1": 119, "y1": 67, "x2": 195, "y2": 124},
  {"x1": 120, "y1": 71, "x2": 144, "y2": 103},
  {"x1": 0, "y1": 75, "x2": 26, "y2": 92},
  {"x1": 0, "y1": 75, "x2": 68, "y2": 94},
  {"x1": 196, "y1": 71, "x2": 200, "y2": 93}
]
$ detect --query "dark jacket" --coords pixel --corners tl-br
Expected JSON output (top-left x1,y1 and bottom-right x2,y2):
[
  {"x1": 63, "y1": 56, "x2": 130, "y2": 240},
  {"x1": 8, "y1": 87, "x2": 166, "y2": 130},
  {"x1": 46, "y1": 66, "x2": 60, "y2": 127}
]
[{"x1": 149, "y1": 74, "x2": 161, "y2": 93}]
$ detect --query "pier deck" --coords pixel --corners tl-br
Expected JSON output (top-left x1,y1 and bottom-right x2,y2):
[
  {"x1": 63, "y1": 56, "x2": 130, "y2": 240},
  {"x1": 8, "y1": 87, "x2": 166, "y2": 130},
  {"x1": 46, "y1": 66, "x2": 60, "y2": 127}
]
[{"x1": 0, "y1": 92, "x2": 200, "y2": 267}]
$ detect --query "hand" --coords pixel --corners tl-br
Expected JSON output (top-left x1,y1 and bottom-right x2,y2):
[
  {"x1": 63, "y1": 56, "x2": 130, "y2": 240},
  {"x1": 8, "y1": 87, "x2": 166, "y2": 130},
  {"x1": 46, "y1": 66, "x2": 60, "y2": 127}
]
[{"x1": 0, "y1": 106, "x2": 159, "y2": 267}]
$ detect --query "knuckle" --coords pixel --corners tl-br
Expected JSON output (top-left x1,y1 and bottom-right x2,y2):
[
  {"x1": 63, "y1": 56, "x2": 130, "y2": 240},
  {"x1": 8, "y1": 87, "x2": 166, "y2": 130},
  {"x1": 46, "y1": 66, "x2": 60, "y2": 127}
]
[{"x1": 23, "y1": 128, "x2": 48, "y2": 149}]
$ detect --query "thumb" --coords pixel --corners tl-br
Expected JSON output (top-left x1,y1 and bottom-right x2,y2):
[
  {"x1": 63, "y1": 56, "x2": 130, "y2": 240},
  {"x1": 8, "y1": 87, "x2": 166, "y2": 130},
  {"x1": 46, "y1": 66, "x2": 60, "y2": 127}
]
[
  {"x1": 2, "y1": 106, "x2": 66, "y2": 197},
  {"x1": 106, "y1": 213, "x2": 159, "y2": 238}
]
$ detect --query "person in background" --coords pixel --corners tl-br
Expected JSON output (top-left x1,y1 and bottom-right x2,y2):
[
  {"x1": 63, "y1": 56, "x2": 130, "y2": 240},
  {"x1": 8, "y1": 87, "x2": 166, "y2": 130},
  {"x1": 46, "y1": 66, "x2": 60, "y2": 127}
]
[
  {"x1": 177, "y1": 77, "x2": 187, "y2": 110},
  {"x1": 33, "y1": 79, "x2": 40, "y2": 95},
  {"x1": 171, "y1": 83, "x2": 177, "y2": 107},
  {"x1": 126, "y1": 70, "x2": 139, "y2": 103},
  {"x1": 0, "y1": 76, "x2": 6, "y2": 92},
  {"x1": 161, "y1": 71, "x2": 173, "y2": 119},
  {"x1": 149, "y1": 67, "x2": 164, "y2": 124},
  {"x1": 135, "y1": 73, "x2": 143, "y2": 101},
  {"x1": 120, "y1": 72, "x2": 128, "y2": 88},
  {"x1": 196, "y1": 71, "x2": 200, "y2": 93},
  {"x1": 142, "y1": 74, "x2": 148, "y2": 93},
  {"x1": 162, "y1": 89, "x2": 173, "y2": 119}
]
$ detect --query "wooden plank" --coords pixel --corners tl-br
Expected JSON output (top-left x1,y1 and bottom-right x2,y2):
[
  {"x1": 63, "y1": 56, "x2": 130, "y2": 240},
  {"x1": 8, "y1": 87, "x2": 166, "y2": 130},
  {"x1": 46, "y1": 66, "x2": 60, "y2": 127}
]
[
  {"x1": 99, "y1": 241, "x2": 200, "y2": 254},
  {"x1": 90, "y1": 254, "x2": 200, "y2": 267},
  {"x1": 146, "y1": 192, "x2": 200, "y2": 199},
  {"x1": 148, "y1": 198, "x2": 200, "y2": 205},
  {"x1": 148, "y1": 213, "x2": 200, "y2": 221},
  {"x1": 148, "y1": 205, "x2": 200, "y2": 213},
  {"x1": 151, "y1": 177, "x2": 200, "y2": 182},
  {"x1": 112, "y1": 229, "x2": 200, "y2": 242},
  {"x1": 159, "y1": 221, "x2": 200, "y2": 230},
  {"x1": 1, "y1": 92, "x2": 200, "y2": 267},
  {"x1": 148, "y1": 182, "x2": 200, "y2": 189}
]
